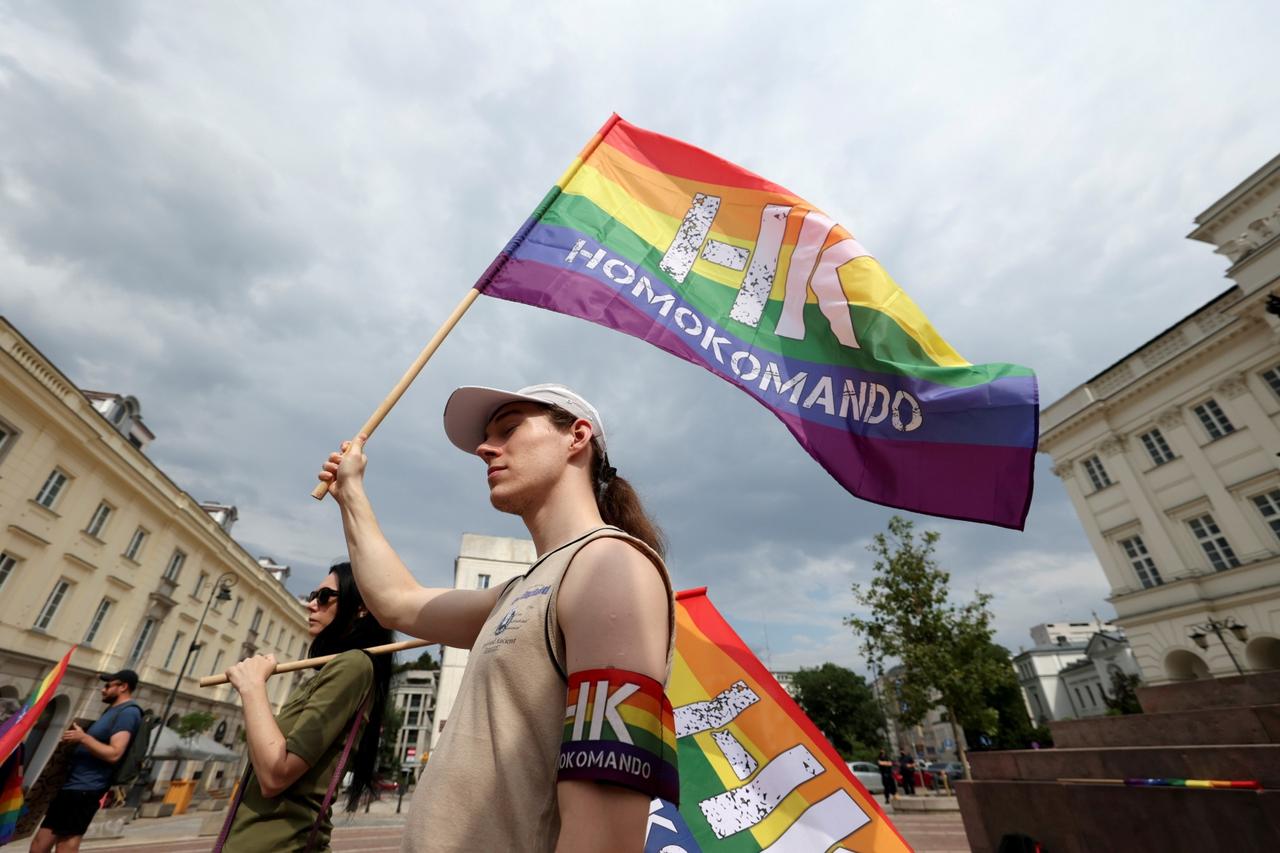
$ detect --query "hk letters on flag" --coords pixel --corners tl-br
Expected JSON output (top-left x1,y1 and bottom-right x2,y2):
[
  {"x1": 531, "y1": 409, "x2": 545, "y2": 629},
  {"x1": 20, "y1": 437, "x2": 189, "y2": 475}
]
[
  {"x1": 644, "y1": 589, "x2": 910, "y2": 852},
  {"x1": 478, "y1": 115, "x2": 1037, "y2": 529}
]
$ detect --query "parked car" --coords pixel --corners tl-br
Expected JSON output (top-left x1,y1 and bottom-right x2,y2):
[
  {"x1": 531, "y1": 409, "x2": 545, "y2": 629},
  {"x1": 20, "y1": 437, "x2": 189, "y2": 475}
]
[
  {"x1": 846, "y1": 761, "x2": 884, "y2": 794},
  {"x1": 927, "y1": 761, "x2": 964, "y2": 787}
]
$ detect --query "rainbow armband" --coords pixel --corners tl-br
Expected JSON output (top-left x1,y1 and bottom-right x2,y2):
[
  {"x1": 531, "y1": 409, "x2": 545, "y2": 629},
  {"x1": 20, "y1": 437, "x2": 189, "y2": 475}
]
[{"x1": 559, "y1": 668, "x2": 679, "y2": 804}]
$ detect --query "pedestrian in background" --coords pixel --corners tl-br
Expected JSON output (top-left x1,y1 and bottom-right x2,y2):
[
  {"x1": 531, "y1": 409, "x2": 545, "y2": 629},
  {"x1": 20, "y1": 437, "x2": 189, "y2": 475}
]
[
  {"x1": 876, "y1": 749, "x2": 897, "y2": 805},
  {"x1": 897, "y1": 750, "x2": 916, "y2": 796},
  {"x1": 30, "y1": 670, "x2": 142, "y2": 853}
]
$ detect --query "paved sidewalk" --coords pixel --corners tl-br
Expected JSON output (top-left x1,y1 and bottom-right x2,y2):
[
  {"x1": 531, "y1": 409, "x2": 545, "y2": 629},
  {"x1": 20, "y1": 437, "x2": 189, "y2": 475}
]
[{"x1": 80, "y1": 797, "x2": 410, "y2": 850}]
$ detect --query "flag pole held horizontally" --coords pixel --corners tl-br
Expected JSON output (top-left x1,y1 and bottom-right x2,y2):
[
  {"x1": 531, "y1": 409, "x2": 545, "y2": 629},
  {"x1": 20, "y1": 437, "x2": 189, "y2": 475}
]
[
  {"x1": 309, "y1": 114, "x2": 623, "y2": 501},
  {"x1": 198, "y1": 638, "x2": 433, "y2": 687}
]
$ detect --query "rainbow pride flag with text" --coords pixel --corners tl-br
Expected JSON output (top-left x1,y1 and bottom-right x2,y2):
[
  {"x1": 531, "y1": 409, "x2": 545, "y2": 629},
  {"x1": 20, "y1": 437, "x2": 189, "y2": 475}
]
[
  {"x1": 644, "y1": 589, "x2": 910, "y2": 852},
  {"x1": 477, "y1": 115, "x2": 1036, "y2": 529}
]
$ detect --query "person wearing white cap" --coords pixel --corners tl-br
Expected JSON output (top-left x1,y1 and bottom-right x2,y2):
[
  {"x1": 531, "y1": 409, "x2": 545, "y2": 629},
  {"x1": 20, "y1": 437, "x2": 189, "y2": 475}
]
[{"x1": 316, "y1": 383, "x2": 677, "y2": 853}]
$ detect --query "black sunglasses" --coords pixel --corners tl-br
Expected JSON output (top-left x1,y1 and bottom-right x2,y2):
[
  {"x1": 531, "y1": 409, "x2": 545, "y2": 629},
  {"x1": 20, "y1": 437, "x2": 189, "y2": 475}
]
[{"x1": 305, "y1": 588, "x2": 339, "y2": 606}]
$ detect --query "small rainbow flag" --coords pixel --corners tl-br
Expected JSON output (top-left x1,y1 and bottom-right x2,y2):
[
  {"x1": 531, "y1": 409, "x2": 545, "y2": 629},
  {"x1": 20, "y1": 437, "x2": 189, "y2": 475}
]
[
  {"x1": 0, "y1": 646, "x2": 75, "y2": 767},
  {"x1": 644, "y1": 589, "x2": 910, "y2": 852},
  {"x1": 477, "y1": 115, "x2": 1037, "y2": 529},
  {"x1": 0, "y1": 748, "x2": 23, "y2": 847}
]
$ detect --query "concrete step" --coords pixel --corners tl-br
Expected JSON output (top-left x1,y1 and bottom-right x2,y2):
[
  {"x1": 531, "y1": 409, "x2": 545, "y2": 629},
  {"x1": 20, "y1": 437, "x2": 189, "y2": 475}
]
[
  {"x1": 1137, "y1": 669, "x2": 1280, "y2": 714},
  {"x1": 1049, "y1": 703, "x2": 1280, "y2": 747},
  {"x1": 969, "y1": 743, "x2": 1280, "y2": 788},
  {"x1": 956, "y1": 780, "x2": 1280, "y2": 853}
]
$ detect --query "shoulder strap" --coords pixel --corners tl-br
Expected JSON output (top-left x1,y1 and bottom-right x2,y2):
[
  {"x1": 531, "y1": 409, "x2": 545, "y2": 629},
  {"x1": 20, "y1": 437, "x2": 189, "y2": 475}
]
[
  {"x1": 211, "y1": 693, "x2": 372, "y2": 853},
  {"x1": 304, "y1": 692, "x2": 372, "y2": 852}
]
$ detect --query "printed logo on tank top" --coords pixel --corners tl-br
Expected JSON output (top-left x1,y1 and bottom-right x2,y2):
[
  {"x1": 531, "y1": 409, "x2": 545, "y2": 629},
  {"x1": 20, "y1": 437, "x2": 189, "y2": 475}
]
[{"x1": 478, "y1": 584, "x2": 551, "y2": 654}]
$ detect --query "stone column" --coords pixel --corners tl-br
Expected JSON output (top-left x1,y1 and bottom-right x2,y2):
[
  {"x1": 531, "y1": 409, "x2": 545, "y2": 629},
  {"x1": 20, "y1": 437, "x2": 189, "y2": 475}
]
[
  {"x1": 1051, "y1": 459, "x2": 1129, "y2": 591},
  {"x1": 1098, "y1": 435, "x2": 1183, "y2": 580},
  {"x1": 1155, "y1": 407, "x2": 1267, "y2": 559}
]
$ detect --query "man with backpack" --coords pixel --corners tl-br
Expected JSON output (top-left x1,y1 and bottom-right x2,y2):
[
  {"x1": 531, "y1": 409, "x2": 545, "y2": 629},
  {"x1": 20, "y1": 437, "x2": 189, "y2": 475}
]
[{"x1": 29, "y1": 670, "x2": 143, "y2": 853}]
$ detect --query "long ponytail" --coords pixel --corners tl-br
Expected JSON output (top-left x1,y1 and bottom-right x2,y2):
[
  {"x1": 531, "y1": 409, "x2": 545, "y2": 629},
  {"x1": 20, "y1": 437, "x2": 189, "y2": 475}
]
[{"x1": 545, "y1": 407, "x2": 667, "y2": 558}]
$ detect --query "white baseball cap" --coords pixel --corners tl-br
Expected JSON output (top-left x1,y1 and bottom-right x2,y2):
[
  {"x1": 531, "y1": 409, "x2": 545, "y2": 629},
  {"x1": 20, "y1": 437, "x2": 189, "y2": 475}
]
[{"x1": 443, "y1": 383, "x2": 607, "y2": 454}]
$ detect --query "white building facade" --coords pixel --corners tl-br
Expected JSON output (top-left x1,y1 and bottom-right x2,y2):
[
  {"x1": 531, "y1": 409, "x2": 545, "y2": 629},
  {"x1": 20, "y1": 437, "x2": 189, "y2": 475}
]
[
  {"x1": 392, "y1": 668, "x2": 437, "y2": 770},
  {"x1": 1040, "y1": 154, "x2": 1280, "y2": 685},
  {"x1": 427, "y1": 533, "x2": 535, "y2": 751}
]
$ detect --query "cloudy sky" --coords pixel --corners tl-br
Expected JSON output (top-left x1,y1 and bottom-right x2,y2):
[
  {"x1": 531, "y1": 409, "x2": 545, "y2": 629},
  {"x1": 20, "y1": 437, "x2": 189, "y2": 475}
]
[{"x1": 3, "y1": 1, "x2": 1277, "y2": 673}]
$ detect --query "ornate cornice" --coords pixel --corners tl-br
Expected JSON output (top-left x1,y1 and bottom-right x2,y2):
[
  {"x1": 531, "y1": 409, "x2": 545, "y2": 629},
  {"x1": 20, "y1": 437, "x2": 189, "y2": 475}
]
[
  {"x1": 1099, "y1": 435, "x2": 1128, "y2": 457},
  {"x1": 1215, "y1": 373, "x2": 1250, "y2": 399},
  {"x1": 1051, "y1": 460, "x2": 1076, "y2": 480}
]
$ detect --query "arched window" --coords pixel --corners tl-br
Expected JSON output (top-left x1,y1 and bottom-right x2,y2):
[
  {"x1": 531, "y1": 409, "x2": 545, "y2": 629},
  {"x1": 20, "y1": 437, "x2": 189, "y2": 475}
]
[
  {"x1": 1164, "y1": 649, "x2": 1209, "y2": 681},
  {"x1": 1245, "y1": 636, "x2": 1280, "y2": 672}
]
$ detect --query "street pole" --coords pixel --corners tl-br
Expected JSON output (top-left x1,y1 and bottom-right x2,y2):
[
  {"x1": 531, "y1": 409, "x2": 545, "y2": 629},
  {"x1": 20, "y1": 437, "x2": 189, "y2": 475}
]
[
  {"x1": 1189, "y1": 617, "x2": 1248, "y2": 676},
  {"x1": 1209, "y1": 623, "x2": 1245, "y2": 675},
  {"x1": 130, "y1": 572, "x2": 237, "y2": 806}
]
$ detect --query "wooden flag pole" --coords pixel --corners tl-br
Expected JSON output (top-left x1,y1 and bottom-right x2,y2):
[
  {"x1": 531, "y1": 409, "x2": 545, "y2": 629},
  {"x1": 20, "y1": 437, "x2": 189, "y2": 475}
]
[
  {"x1": 311, "y1": 288, "x2": 482, "y2": 500},
  {"x1": 198, "y1": 637, "x2": 433, "y2": 687}
]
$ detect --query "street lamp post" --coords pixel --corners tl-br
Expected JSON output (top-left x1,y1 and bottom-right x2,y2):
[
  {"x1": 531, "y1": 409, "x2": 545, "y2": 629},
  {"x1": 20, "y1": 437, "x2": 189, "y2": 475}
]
[
  {"x1": 130, "y1": 571, "x2": 237, "y2": 805},
  {"x1": 1188, "y1": 617, "x2": 1248, "y2": 676}
]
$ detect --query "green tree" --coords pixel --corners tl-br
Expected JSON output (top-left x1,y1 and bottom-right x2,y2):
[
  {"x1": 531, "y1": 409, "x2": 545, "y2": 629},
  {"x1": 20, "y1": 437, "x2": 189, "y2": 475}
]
[
  {"x1": 965, "y1": 643, "x2": 1036, "y2": 750},
  {"x1": 791, "y1": 663, "x2": 886, "y2": 761},
  {"x1": 395, "y1": 648, "x2": 439, "y2": 673},
  {"x1": 1104, "y1": 670, "x2": 1143, "y2": 716},
  {"x1": 844, "y1": 516, "x2": 1007, "y2": 779},
  {"x1": 173, "y1": 711, "x2": 215, "y2": 740}
]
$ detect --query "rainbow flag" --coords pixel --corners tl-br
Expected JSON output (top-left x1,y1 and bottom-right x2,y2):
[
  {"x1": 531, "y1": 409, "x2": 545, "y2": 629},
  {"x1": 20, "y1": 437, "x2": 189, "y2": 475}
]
[
  {"x1": 476, "y1": 115, "x2": 1037, "y2": 529},
  {"x1": 645, "y1": 589, "x2": 910, "y2": 852},
  {"x1": 0, "y1": 646, "x2": 75, "y2": 766},
  {"x1": 0, "y1": 748, "x2": 23, "y2": 847}
]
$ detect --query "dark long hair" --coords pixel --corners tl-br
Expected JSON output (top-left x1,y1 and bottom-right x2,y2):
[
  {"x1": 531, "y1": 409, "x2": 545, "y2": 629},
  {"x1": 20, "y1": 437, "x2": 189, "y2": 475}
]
[
  {"x1": 545, "y1": 406, "x2": 667, "y2": 558},
  {"x1": 308, "y1": 562, "x2": 393, "y2": 811}
]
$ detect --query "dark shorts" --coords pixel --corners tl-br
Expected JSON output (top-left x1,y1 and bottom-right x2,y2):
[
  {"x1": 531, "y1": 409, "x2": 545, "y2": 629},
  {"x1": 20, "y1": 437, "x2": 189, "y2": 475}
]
[{"x1": 41, "y1": 788, "x2": 105, "y2": 837}]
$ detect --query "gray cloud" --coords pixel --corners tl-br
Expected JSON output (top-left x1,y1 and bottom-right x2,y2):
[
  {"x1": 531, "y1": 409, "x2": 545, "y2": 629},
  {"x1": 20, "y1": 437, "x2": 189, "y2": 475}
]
[{"x1": 1, "y1": 1, "x2": 1276, "y2": 673}]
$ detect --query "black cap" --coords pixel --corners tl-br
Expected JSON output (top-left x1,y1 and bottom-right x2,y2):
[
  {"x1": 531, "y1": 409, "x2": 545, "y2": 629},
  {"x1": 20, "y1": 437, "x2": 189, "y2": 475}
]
[{"x1": 99, "y1": 669, "x2": 138, "y2": 691}]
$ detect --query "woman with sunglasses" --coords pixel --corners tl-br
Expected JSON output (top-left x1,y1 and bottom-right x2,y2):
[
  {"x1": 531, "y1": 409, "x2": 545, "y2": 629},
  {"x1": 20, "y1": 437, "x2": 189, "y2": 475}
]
[{"x1": 219, "y1": 562, "x2": 393, "y2": 851}]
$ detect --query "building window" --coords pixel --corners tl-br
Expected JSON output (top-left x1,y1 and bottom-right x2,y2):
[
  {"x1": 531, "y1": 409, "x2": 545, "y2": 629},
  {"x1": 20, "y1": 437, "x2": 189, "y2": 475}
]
[
  {"x1": 476, "y1": 573, "x2": 491, "y2": 590},
  {"x1": 1188, "y1": 514, "x2": 1240, "y2": 571},
  {"x1": 1262, "y1": 365, "x2": 1280, "y2": 399},
  {"x1": 164, "y1": 549, "x2": 186, "y2": 581},
  {"x1": 1250, "y1": 489, "x2": 1280, "y2": 542},
  {"x1": 1192, "y1": 399, "x2": 1235, "y2": 441},
  {"x1": 126, "y1": 618, "x2": 158, "y2": 668},
  {"x1": 34, "y1": 579, "x2": 71, "y2": 631},
  {"x1": 1085, "y1": 685, "x2": 1096, "y2": 706},
  {"x1": 163, "y1": 632, "x2": 186, "y2": 671},
  {"x1": 34, "y1": 469, "x2": 69, "y2": 509},
  {"x1": 250, "y1": 607, "x2": 263, "y2": 633},
  {"x1": 188, "y1": 643, "x2": 202, "y2": 675},
  {"x1": 124, "y1": 527, "x2": 148, "y2": 561},
  {"x1": 85, "y1": 502, "x2": 113, "y2": 538},
  {"x1": 0, "y1": 418, "x2": 20, "y2": 466},
  {"x1": 1081, "y1": 455, "x2": 1112, "y2": 492},
  {"x1": 211, "y1": 650, "x2": 225, "y2": 677},
  {"x1": 1139, "y1": 429, "x2": 1175, "y2": 466},
  {"x1": 84, "y1": 598, "x2": 113, "y2": 645},
  {"x1": 1074, "y1": 688, "x2": 1084, "y2": 707},
  {"x1": 0, "y1": 551, "x2": 18, "y2": 593},
  {"x1": 194, "y1": 571, "x2": 209, "y2": 599},
  {"x1": 265, "y1": 620, "x2": 275, "y2": 644},
  {"x1": 1118, "y1": 536, "x2": 1163, "y2": 588},
  {"x1": 231, "y1": 596, "x2": 244, "y2": 622}
]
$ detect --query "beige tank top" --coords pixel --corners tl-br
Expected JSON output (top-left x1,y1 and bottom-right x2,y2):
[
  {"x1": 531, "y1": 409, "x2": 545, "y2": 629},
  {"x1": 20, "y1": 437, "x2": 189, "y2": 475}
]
[{"x1": 403, "y1": 526, "x2": 675, "y2": 853}]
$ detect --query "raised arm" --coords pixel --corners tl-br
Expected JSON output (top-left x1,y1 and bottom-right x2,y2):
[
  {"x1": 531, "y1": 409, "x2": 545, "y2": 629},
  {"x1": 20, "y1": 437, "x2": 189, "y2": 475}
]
[
  {"x1": 319, "y1": 436, "x2": 505, "y2": 648},
  {"x1": 553, "y1": 537, "x2": 672, "y2": 853}
]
